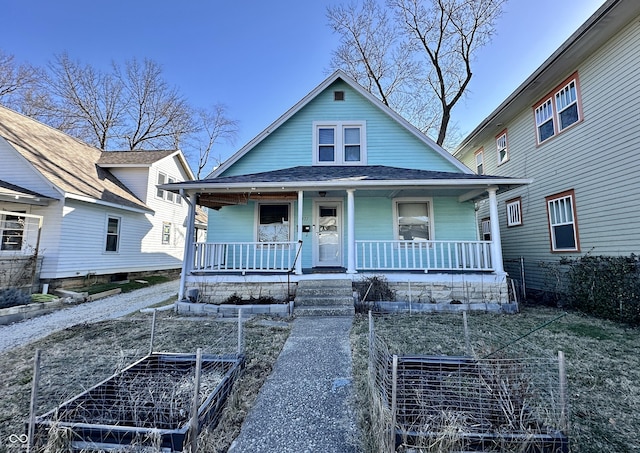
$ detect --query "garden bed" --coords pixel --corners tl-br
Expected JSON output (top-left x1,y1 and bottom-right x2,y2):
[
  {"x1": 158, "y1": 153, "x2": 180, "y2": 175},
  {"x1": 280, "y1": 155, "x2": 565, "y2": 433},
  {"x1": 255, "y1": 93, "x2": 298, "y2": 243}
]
[
  {"x1": 33, "y1": 352, "x2": 245, "y2": 451},
  {"x1": 390, "y1": 355, "x2": 568, "y2": 452}
]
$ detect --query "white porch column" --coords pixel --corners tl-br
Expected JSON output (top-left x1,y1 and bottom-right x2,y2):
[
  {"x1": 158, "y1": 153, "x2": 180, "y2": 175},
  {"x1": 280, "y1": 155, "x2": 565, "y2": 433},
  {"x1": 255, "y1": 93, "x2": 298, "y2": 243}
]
[
  {"x1": 296, "y1": 190, "x2": 303, "y2": 275},
  {"x1": 179, "y1": 191, "x2": 198, "y2": 301},
  {"x1": 487, "y1": 186, "x2": 505, "y2": 275},
  {"x1": 346, "y1": 188, "x2": 357, "y2": 274}
]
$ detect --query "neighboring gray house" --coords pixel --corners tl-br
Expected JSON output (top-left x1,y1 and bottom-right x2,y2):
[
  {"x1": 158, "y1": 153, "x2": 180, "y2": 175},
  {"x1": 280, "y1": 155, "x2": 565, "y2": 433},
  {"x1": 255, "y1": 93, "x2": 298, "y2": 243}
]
[
  {"x1": 454, "y1": 0, "x2": 640, "y2": 297},
  {"x1": 0, "y1": 104, "x2": 204, "y2": 290}
]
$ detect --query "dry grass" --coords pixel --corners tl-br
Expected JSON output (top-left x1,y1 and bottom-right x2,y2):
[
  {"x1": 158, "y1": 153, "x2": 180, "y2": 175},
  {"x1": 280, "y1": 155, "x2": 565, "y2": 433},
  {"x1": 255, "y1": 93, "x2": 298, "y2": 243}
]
[
  {"x1": 351, "y1": 305, "x2": 640, "y2": 453},
  {"x1": 0, "y1": 309, "x2": 291, "y2": 453}
]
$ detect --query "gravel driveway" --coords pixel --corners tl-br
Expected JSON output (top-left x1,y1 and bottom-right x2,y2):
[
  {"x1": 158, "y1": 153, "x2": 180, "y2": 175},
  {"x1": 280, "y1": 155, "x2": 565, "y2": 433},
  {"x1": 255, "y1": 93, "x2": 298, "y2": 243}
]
[{"x1": 0, "y1": 280, "x2": 179, "y2": 353}]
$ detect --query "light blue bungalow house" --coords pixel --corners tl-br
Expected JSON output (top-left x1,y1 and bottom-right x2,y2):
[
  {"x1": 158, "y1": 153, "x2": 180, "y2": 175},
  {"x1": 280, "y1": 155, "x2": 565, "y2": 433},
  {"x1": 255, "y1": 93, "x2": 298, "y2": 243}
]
[{"x1": 164, "y1": 70, "x2": 530, "y2": 310}]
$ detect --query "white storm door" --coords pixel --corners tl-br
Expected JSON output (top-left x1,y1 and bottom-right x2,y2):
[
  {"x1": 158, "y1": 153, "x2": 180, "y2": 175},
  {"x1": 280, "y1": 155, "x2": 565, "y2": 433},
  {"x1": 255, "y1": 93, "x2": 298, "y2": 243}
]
[{"x1": 313, "y1": 201, "x2": 342, "y2": 267}]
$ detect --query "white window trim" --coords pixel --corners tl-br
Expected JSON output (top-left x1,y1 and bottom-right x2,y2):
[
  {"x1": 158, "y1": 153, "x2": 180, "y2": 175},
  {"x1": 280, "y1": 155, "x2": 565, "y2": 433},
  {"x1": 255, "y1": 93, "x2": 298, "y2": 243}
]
[
  {"x1": 474, "y1": 149, "x2": 484, "y2": 175},
  {"x1": 534, "y1": 73, "x2": 581, "y2": 145},
  {"x1": 481, "y1": 218, "x2": 491, "y2": 240},
  {"x1": 162, "y1": 222, "x2": 171, "y2": 245},
  {"x1": 312, "y1": 121, "x2": 367, "y2": 165},
  {"x1": 496, "y1": 131, "x2": 509, "y2": 165},
  {"x1": 392, "y1": 197, "x2": 435, "y2": 242},
  {"x1": 254, "y1": 202, "x2": 293, "y2": 243},
  {"x1": 156, "y1": 171, "x2": 180, "y2": 204},
  {"x1": 506, "y1": 198, "x2": 522, "y2": 227},
  {"x1": 546, "y1": 191, "x2": 580, "y2": 252},
  {"x1": 105, "y1": 215, "x2": 121, "y2": 253}
]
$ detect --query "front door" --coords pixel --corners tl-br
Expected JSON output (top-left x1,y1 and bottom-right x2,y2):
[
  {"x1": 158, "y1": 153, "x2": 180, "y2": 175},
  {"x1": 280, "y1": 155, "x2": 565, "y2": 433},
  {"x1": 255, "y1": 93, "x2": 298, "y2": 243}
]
[{"x1": 313, "y1": 201, "x2": 342, "y2": 267}]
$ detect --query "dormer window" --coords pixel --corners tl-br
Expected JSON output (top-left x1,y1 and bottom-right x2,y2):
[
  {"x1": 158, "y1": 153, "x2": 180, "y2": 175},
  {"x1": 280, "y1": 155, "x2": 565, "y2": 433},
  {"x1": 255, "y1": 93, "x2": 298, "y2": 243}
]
[{"x1": 313, "y1": 121, "x2": 366, "y2": 165}]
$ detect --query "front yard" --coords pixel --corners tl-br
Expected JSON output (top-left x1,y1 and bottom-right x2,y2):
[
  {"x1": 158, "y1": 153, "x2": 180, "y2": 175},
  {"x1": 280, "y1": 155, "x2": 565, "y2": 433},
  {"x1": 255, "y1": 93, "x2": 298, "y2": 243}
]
[{"x1": 351, "y1": 306, "x2": 640, "y2": 452}]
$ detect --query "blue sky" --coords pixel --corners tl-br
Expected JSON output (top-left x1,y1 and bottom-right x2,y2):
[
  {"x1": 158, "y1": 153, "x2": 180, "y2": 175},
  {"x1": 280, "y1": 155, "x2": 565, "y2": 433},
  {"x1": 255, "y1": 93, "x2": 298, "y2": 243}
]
[{"x1": 2, "y1": 0, "x2": 604, "y2": 165}]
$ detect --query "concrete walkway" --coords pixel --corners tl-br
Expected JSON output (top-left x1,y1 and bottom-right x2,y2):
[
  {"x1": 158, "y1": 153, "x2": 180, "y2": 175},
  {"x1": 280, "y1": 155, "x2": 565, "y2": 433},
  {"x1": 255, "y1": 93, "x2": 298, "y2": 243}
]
[{"x1": 229, "y1": 316, "x2": 361, "y2": 453}]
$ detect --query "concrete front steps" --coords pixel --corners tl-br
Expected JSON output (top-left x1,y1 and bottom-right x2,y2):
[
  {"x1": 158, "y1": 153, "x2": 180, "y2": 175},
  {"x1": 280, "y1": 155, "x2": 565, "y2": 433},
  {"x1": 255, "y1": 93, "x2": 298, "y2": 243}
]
[{"x1": 294, "y1": 279, "x2": 355, "y2": 317}]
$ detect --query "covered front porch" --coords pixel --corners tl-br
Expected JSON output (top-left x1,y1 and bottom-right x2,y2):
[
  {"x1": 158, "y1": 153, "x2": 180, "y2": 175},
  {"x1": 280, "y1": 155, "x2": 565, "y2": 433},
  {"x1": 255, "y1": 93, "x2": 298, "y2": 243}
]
[{"x1": 163, "y1": 165, "x2": 529, "y2": 302}]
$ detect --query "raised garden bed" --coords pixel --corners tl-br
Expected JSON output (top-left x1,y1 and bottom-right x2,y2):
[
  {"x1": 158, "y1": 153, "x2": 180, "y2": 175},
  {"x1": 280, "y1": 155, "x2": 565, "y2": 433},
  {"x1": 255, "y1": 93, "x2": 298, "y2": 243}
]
[
  {"x1": 390, "y1": 355, "x2": 569, "y2": 452},
  {"x1": 32, "y1": 352, "x2": 244, "y2": 451}
]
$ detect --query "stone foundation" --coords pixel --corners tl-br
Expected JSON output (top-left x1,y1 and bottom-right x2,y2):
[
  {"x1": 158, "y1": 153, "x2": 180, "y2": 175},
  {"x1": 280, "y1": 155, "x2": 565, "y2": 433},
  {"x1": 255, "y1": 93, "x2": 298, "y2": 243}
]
[
  {"x1": 388, "y1": 278, "x2": 509, "y2": 304},
  {"x1": 184, "y1": 281, "x2": 293, "y2": 304}
]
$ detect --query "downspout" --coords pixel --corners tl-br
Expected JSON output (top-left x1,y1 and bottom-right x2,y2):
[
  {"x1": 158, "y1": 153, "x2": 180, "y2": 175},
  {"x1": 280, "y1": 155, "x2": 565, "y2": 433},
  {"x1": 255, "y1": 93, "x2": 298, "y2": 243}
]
[
  {"x1": 179, "y1": 190, "x2": 198, "y2": 301},
  {"x1": 487, "y1": 187, "x2": 505, "y2": 275},
  {"x1": 296, "y1": 190, "x2": 303, "y2": 275}
]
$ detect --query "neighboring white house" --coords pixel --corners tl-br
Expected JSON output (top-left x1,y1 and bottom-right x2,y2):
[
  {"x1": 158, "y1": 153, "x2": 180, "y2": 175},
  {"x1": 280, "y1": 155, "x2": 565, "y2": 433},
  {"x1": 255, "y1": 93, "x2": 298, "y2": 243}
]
[
  {"x1": 0, "y1": 104, "x2": 205, "y2": 289},
  {"x1": 454, "y1": 0, "x2": 640, "y2": 297}
]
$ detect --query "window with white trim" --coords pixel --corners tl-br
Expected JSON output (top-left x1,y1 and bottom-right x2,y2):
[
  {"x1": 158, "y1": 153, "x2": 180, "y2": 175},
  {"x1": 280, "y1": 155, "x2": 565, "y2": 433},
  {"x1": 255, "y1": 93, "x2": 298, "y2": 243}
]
[
  {"x1": 534, "y1": 72, "x2": 581, "y2": 144},
  {"x1": 394, "y1": 199, "x2": 433, "y2": 241},
  {"x1": 506, "y1": 198, "x2": 522, "y2": 227},
  {"x1": 257, "y1": 203, "x2": 291, "y2": 243},
  {"x1": 546, "y1": 190, "x2": 579, "y2": 252},
  {"x1": 162, "y1": 222, "x2": 171, "y2": 245},
  {"x1": 481, "y1": 218, "x2": 491, "y2": 241},
  {"x1": 105, "y1": 216, "x2": 121, "y2": 252},
  {"x1": 313, "y1": 121, "x2": 366, "y2": 165},
  {"x1": 156, "y1": 172, "x2": 180, "y2": 204},
  {"x1": 1, "y1": 213, "x2": 25, "y2": 251},
  {"x1": 496, "y1": 131, "x2": 509, "y2": 165},
  {"x1": 474, "y1": 149, "x2": 484, "y2": 175}
]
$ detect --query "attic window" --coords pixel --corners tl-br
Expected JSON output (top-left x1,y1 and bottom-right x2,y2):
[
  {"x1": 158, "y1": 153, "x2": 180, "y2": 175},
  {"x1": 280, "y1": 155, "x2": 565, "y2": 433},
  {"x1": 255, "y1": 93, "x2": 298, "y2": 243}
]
[{"x1": 334, "y1": 91, "x2": 345, "y2": 101}]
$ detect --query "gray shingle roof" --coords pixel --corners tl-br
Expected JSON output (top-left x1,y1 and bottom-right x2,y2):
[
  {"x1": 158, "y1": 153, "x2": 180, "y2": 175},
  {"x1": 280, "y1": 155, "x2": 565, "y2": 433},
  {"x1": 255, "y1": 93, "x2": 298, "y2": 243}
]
[
  {"x1": 199, "y1": 165, "x2": 505, "y2": 185},
  {"x1": 0, "y1": 105, "x2": 149, "y2": 212},
  {"x1": 97, "y1": 150, "x2": 178, "y2": 165}
]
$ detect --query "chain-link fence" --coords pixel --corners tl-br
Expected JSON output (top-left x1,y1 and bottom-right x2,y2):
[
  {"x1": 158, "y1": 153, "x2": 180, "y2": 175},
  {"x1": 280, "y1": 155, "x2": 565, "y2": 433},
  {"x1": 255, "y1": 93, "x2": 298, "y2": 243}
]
[
  {"x1": 26, "y1": 312, "x2": 245, "y2": 452},
  {"x1": 367, "y1": 312, "x2": 569, "y2": 452}
]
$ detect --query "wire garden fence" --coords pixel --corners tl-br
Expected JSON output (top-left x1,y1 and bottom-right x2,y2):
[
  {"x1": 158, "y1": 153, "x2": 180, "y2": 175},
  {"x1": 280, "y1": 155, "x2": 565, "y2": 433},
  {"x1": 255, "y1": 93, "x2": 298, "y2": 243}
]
[
  {"x1": 26, "y1": 311, "x2": 246, "y2": 452},
  {"x1": 367, "y1": 312, "x2": 569, "y2": 452}
]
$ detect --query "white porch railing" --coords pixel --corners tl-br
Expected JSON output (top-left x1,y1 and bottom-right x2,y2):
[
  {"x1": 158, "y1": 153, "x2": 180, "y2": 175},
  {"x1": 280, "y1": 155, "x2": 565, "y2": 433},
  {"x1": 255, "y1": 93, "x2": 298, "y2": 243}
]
[
  {"x1": 356, "y1": 240, "x2": 493, "y2": 272},
  {"x1": 193, "y1": 241, "x2": 299, "y2": 272}
]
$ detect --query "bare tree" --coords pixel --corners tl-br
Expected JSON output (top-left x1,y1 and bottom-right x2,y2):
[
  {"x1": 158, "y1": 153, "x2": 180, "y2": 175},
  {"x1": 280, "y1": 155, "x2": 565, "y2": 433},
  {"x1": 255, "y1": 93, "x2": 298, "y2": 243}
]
[
  {"x1": 328, "y1": 0, "x2": 505, "y2": 147},
  {"x1": 0, "y1": 49, "x2": 41, "y2": 111},
  {"x1": 44, "y1": 53, "x2": 125, "y2": 149},
  {"x1": 191, "y1": 104, "x2": 239, "y2": 179}
]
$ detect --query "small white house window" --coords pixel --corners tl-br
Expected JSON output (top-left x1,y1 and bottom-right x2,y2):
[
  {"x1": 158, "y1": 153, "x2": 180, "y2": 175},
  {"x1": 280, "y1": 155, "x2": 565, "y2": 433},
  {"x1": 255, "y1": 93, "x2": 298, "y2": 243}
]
[
  {"x1": 496, "y1": 131, "x2": 508, "y2": 165},
  {"x1": 535, "y1": 98, "x2": 555, "y2": 143},
  {"x1": 394, "y1": 199, "x2": 432, "y2": 241},
  {"x1": 105, "y1": 216, "x2": 121, "y2": 252},
  {"x1": 156, "y1": 172, "x2": 180, "y2": 204},
  {"x1": 481, "y1": 218, "x2": 491, "y2": 241},
  {"x1": 313, "y1": 121, "x2": 366, "y2": 165},
  {"x1": 162, "y1": 222, "x2": 171, "y2": 245},
  {"x1": 1, "y1": 214, "x2": 25, "y2": 251},
  {"x1": 506, "y1": 198, "x2": 523, "y2": 227}
]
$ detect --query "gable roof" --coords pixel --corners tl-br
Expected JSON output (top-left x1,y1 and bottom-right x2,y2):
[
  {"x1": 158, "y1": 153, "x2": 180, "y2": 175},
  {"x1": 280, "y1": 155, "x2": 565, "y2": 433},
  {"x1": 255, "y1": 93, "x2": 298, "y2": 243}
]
[
  {"x1": 0, "y1": 105, "x2": 150, "y2": 213},
  {"x1": 454, "y1": 0, "x2": 640, "y2": 155},
  {"x1": 97, "y1": 150, "x2": 195, "y2": 179},
  {"x1": 210, "y1": 70, "x2": 471, "y2": 178}
]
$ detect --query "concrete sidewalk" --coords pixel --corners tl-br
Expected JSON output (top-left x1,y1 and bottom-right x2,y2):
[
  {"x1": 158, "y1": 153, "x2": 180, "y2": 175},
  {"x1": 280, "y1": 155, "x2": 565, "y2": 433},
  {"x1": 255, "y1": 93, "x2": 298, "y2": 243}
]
[{"x1": 229, "y1": 316, "x2": 361, "y2": 453}]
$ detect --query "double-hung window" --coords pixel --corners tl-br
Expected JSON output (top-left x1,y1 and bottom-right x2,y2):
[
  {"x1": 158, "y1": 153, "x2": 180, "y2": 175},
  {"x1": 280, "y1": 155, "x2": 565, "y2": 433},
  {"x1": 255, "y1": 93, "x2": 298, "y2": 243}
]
[
  {"x1": 496, "y1": 130, "x2": 509, "y2": 165},
  {"x1": 546, "y1": 190, "x2": 579, "y2": 252},
  {"x1": 394, "y1": 199, "x2": 432, "y2": 242},
  {"x1": 156, "y1": 172, "x2": 180, "y2": 204},
  {"x1": 534, "y1": 72, "x2": 582, "y2": 144},
  {"x1": 313, "y1": 121, "x2": 366, "y2": 165},
  {"x1": 506, "y1": 198, "x2": 523, "y2": 227},
  {"x1": 257, "y1": 204, "x2": 290, "y2": 243},
  {"x1": 474, "y1": 149, "x2": 484, "y2": 175},
  {"x1": 1, "y1": 213, "x2": 25, "y2": 251},
  {"x1": 162, "y1": 222, "x2": 171, "y2": 245},
  {"x1": 105, "y1": 216, "x2": 121, "y2": 252}
]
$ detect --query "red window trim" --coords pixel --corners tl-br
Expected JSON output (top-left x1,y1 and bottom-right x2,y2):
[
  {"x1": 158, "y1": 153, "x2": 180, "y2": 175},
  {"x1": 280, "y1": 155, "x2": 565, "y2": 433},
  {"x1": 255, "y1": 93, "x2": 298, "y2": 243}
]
[{"x1": 545, "y1": 189, "x2": 581, "y2": 253}]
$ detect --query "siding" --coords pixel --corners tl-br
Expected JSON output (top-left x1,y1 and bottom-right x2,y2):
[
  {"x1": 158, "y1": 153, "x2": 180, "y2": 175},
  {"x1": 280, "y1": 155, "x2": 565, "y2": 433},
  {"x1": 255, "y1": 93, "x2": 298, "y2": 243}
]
[
  {"x1": 0, "y1": 139, "x2": 62, "y2": 199},
  {"x1": 459, "y1": 19, "x2": 640, "y2": 292}
]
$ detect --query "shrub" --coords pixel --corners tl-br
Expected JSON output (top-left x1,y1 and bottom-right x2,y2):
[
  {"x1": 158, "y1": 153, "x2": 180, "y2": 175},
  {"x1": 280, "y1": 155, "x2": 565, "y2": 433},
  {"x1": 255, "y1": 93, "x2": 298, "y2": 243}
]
[
  {"x1": 0, "y1": 287, "x2": 32, "y2": 309},
  {"x1": 567, "y1": 254, "x2": 640, "y2": 324}
]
